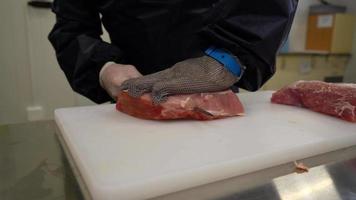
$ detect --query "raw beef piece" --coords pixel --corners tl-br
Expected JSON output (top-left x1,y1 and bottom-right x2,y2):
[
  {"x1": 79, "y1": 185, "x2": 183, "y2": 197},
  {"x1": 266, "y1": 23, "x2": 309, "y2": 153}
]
[
  {"x1": 271, "y1": 80, "x2": 356, "y2": 122},
  {"x1": 116, "y1": 90, "x2": 244, "y2": 120}
]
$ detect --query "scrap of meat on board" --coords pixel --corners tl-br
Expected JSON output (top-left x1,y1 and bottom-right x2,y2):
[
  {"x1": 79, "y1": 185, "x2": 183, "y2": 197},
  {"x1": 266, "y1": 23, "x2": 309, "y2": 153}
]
[
  {"x1": 294, "y1": 161, "x2": 309, "y2": 174},
  {"x1": 271, "y1": 81, "x2": 356, "y2": 122},
  {"x1": 116, "y1": 90, "x2": 245, "y2": 120}
]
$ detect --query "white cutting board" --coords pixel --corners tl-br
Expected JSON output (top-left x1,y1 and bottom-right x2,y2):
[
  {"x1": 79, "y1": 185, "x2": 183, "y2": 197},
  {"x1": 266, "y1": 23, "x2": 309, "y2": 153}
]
[{"x1": 55, "y1": 91, "x2": 356, "y2": 200}]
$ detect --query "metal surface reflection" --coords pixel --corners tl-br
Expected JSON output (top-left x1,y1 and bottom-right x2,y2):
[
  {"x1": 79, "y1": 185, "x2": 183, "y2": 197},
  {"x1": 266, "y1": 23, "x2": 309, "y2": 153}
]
[
  {"x1": 219, "y1": 159, "x2": 356, "y2": 200},
  {"x1": 273, "y1": 166, "x2": 340, "y2": 200}
]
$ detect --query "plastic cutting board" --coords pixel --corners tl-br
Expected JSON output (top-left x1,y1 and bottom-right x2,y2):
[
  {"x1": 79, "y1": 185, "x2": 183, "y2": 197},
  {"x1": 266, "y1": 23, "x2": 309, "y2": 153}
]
[{"x1": 55, "y1": 91, "x2": 356, "y2": 200}]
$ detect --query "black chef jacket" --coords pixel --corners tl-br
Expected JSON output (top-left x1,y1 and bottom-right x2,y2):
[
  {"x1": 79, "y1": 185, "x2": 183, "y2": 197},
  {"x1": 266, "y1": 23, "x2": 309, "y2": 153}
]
[{"x1": 49, "y1": 0, "x2": 298, "y2": 103}]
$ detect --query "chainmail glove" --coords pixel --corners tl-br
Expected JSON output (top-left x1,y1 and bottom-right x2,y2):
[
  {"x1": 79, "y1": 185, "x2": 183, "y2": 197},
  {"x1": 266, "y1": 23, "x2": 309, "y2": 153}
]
[{"x1": 120, "y1": 55, "x2": 239, "y2": 104}]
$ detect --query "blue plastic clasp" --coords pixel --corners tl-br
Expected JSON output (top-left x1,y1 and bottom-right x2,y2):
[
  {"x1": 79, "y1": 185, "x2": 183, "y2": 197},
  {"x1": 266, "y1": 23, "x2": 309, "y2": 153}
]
[{"x1": 205, "y1": 46, "x2": 242, "y2": 77}]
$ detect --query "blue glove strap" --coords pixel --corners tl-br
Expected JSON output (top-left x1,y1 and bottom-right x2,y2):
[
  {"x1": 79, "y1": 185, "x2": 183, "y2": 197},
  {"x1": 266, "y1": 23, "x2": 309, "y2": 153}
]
[{"x1": 205, "y1": 46, "x2": 242, "y2": 77}]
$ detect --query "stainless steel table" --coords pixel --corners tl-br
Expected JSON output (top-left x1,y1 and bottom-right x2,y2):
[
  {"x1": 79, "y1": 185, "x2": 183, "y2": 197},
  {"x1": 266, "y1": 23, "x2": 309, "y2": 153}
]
[{"x1": 1, "y1": 121, "x2": 356, "y2": 200}]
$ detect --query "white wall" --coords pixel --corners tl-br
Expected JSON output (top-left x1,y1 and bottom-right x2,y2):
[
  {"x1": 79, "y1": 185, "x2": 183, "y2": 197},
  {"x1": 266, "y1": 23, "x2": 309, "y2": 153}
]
[
  {"x1": 0, "y1": 0, "x2": 98, "y2": 125},
  {"x1": 0, "y1": 0, "x2": 33, "y2": 124}
]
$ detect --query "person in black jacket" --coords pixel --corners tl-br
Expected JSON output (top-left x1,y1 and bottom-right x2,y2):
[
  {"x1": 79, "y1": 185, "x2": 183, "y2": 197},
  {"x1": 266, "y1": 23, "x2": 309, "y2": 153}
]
[{"x1": 49, "y1": 0, "x2": 298, "y2": 104}]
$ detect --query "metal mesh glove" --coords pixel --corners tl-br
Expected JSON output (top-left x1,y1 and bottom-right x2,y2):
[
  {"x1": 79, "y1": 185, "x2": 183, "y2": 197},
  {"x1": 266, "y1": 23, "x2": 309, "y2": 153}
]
[{"x1": 120, "y1": 56, "x2": 239, "y2": 104}]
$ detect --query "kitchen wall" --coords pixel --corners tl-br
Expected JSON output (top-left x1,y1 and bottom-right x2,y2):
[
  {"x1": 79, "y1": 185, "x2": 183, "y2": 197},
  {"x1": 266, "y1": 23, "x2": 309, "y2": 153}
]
[
  {"x1": 344, "y1": 30, "x2": 356, "y2": 83},
  {"x1": 0, "y1": 0, "x2": 114, "y2": 125},
  {"x1": 288, "y1": 0, "x2": 356, "y2": 83},
  {"x1": 289, "y1": 0, "x2": 356, "y2": 51},
  {"x1": 322, "y1": 0, "x2": 356, "y2": 83},
  {"x1": 341, "y1": 0, "x2": 356, "y2": 82},
  {"x1": 0, "y1": 0, "x2": 355, "y2": 125},
  {"x1": 0, "y1": 0, "x2": 32, "y2": 125},
  {"x1": 263, "y1": 56, "x2": 348, "y2": 90},
  {"x1": 289, "y1": 0, "x2": 319, "y2": 52}
]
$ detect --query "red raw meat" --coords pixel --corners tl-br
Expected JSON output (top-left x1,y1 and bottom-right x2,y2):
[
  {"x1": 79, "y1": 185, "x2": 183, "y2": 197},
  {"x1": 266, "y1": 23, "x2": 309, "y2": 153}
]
[
  {"x1": 271, "y1": 81, "x2": 356, "y2": 122},
  {"x1": 116, "y1": 90, "x2": 244, "y2": 120}
]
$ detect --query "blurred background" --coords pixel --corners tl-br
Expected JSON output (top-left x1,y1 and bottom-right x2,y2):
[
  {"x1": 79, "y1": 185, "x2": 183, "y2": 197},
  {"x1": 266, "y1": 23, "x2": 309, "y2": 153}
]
[{"x1": 0, "y1": 0, "x2": 355, "y2": 125}]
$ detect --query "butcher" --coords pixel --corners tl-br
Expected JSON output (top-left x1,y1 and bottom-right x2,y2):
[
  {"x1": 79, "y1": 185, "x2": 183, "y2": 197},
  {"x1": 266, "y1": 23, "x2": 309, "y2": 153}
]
[{"x1": 49, "y1": 0, "x2": 298, "y2": 104}]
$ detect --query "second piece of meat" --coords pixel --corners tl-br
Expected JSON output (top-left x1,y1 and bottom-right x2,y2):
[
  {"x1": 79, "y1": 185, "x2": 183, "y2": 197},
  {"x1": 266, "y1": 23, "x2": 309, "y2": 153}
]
[{"x1": 271, "y1": 80, "x2": 356, "y2": 122}]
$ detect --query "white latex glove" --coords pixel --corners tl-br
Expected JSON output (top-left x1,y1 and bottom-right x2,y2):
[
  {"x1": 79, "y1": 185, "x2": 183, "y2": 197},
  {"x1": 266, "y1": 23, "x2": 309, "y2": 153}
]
[{"x1": 99, "y1": 62, "x2": 142, "y2": 99}]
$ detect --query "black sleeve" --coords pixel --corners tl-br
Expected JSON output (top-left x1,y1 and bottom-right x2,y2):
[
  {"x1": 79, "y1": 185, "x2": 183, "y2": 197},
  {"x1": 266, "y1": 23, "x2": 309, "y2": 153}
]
[
  {"x1": 48, "y1": 0, "x2": 124, "y2": 103},
  {"x1": 201, "y1": 0, "x2": 298, "y2": 91}
]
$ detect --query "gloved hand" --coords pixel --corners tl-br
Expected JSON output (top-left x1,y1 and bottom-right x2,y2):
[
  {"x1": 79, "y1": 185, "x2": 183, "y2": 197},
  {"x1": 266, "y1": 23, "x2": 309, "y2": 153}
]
[
  {"x1": 120, "y1": 56, "x2": 239, "y2": 104},
  {"x1": 100, "y1": 62, "x2": 142, "y2": 99}
]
